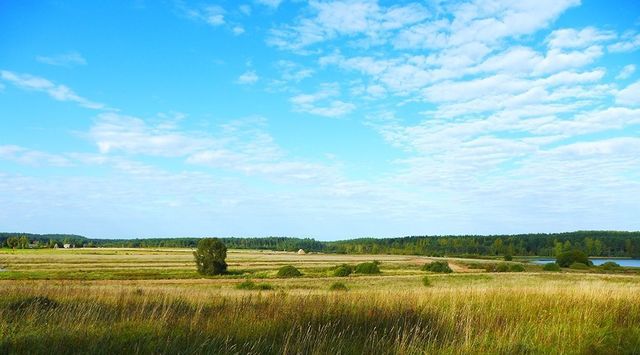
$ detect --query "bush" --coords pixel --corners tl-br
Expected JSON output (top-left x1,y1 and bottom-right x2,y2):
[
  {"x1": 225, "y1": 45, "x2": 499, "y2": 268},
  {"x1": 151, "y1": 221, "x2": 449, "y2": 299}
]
[
  {"x1": 569, "y1": 262, "x2": 589, "y2": 270},
  {"x1": 510, "y1": 264, "x2": 525, "y2": 272},
  {"x1": 422, "y1": 275, "x2": 431, "y2": 287},
  {"x1": 193, "y1": 238, "x2": 227, "y2": 275},
  {"x1": 236, "y1": 280, "x2": 273, "y2": 290},
  {"x1": 556, "y1": 250, "x2": 591, "y2": 268},
  {"x1": 543, "y1": 262, "x2": 561, "y2": 271},
  {"x1": 421, "y1": 261, "x2": 453, "y2": 273},
  {"x1": 333, "y1": 264, "x2": 353, "y2": 277},
  {"x1": 600, "y1": 261, "x2": 621, "y2": 271},
  {"x1": 494, "y1": 263, "x2": 510, "y2": 272},
  {"x1": 329, "y1": 282, "x2": 348, "y2": 291},
  {"x1": 355, "y1": 262, "x2": 381, "y2": 274},
  {"x1": 277, "y1": 265, "x2": 302, "y2": 278},
  {"x1": 504, "y1": 254, "x2": 513, "y2": 261}
]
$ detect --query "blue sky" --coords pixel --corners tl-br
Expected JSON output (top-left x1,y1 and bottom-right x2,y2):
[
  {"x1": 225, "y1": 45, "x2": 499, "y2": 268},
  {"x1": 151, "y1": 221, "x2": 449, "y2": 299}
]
[{"x1": 1, "y1": 0, "x2": 639, "y2": 239}]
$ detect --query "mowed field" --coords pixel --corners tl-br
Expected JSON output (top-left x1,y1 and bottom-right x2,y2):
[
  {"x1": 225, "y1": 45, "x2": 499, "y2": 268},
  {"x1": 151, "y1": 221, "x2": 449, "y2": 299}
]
[{"x1": 1, "y1": 248, "x2": 640, "y2": 354}]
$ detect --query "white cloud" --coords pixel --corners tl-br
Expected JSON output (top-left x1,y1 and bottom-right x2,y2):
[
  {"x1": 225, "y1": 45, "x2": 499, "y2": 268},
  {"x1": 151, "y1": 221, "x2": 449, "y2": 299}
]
[
  {"x1": 608, "y1": 33, "x2": 640, "y2": 53},
  {"x1": 0, "y1": 70, "x2": 106, "y2": 109},
  {"x1": 203, "y1": 5, "x2": 225, "y2": 26},
  {"x1": 616, "y1": 80, "x2": 640, "y2": 106},
  {"x1": 532, "y1": 45, "x2": 603, "y2": 75},
  {"x1": 616, "y1": 64, "x2": 636, "y2": 80},
  {"x1": 89, "y1": 113, "x2": 213, "y2": 156},
  {"x1": 545, "y1": 27, "x2": 615, "y2": 49},
  {"x1": 268, "y1": 1, "x2": 429, "y2": 51},
  {"x1": 290, "y1": 83, "x2": 355, "y2": 117},
  {"x1": 255, "y1": 0, "x2": 282, "y2": 8},
  {"x1": 233, "y1": 26, "x2": 245, "y2": 35},
  {"x1": 549, "y1": 137, "x2": 640, "y2": 157},
  {"x1": 239, "y1": 4, "x2": 251, "y2": 15},
  {"x1": 86, "y1": 113, "x2": 342, "y2": 184},
  {"x1": 36, "y1": 51, "x2": 87, "y2": 67},
  {"x1": 276, "y1": 60, "x2": 313, "y2": 83},
  {"x1": 236, "y1": 70, "x2": 259, "y2": 84},
  {"x1": 177, "y1": 2, "x2": 225, "y2": 26},
  {"x1": 394, "y1": 0, "x2": 580, "y2": 50},
  {"x1": 0, "y1": 145, "x2": 72, "y2": 167}
]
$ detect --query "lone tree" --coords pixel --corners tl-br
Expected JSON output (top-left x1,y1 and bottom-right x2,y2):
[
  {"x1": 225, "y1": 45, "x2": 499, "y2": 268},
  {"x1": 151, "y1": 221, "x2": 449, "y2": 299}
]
[
  {"x1": 194, "y1": 238, "x2": 228, "y2": 275},
  {"x1": 556, "y1": 249, "x2": 591, "y2": 268}
]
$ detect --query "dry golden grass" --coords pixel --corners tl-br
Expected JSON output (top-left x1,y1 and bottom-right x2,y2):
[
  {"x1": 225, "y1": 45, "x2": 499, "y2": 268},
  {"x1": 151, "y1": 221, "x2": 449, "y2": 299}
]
[{"x1": 1, "y1": 248, "x2": 639, "y2": 353}]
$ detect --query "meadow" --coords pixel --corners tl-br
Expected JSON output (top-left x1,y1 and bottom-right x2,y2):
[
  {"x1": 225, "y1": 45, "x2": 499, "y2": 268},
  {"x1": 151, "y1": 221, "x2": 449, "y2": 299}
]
[{"x1": 1, "y1": 248, "x2": 639, "y2": 354}]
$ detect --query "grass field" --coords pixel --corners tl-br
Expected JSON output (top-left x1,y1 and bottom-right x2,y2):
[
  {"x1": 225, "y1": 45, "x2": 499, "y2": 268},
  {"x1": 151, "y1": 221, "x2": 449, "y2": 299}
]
[{"x1": 1, "y1": 248, "x2": 639, "y2": 354}]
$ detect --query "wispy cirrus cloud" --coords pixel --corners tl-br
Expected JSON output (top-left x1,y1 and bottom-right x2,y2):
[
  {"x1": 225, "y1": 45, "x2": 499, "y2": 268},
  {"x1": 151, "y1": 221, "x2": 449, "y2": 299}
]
[
  {"x1": 177, "y1": 2, "x2": 226, "y2": 26},
  {"x1": 0, "y1": 145, "x2": 73, "y2": 167},
  {"x1": 267, "y1": 0, "x2": 429, "y2": 52},
  {"x1": 236, "y1": 70, "x2": 259, "y2": 85},
  {"x1": 290, "y1": 83, "x2": 355, "y2": 117},
  {"x1": 0, "y1": 70, "x2": 107, "y2": 110},
  {"x1": 616, "y1": 64, "x2": 636, "y2": 80},
  {"x1": 36, "y1": 51, "x2": 87, "y2": 67}
]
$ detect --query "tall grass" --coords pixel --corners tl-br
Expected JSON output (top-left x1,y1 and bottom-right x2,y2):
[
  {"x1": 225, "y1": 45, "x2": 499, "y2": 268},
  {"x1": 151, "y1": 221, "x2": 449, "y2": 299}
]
[{"x1": 1, "y1": 283, "x2": 639, "y2": 354}]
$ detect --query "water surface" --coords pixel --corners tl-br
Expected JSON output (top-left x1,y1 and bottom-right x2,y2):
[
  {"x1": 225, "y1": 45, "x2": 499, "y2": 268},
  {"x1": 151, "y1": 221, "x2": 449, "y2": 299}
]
[{"x1": 532, "y1": 258, "x2": 640, "y2": 267}]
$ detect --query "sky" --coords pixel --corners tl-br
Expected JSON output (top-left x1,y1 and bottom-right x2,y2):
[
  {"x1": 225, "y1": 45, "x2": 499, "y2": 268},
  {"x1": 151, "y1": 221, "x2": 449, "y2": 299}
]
[{"x1": 0, "y1": 0, "x2": 639, "y2": 240}]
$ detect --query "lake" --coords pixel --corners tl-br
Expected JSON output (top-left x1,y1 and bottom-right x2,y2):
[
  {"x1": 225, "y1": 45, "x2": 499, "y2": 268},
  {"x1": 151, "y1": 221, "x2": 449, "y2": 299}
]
[{"x1": 532, "y1": 258, "x2": 640, "y2": 267}]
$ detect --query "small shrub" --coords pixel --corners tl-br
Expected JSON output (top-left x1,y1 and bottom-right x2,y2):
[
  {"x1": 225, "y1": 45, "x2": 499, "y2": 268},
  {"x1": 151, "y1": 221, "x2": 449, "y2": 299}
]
[
  {"x1": 494, "y1": 263, "x2": 510, "y2": 272},
  {"x1": 543, "y1": 262, "x2": 561, "y2": 271},
  {"x1": 276, "y1": 265, "x2": 302, "y2": 278},
  {"x1": 236, "y1": 279, "x2": 273, "y2": 290},
  {"x1": 600, "y1": 261, "x2": 621, "y2": 271},
  {"x1": 236, "y1": 280, "x2": 256, "y2": 290},
  {"x1": 329, "y1": 282, "x2": 348, "y2": 291},
  {"x1": 333, "y1": 264, "x2": 353, "y2": 277},
  {"x1": 510, "y1": 264, "x2": 525, "y2": 272},
  {"x1": 422, "y1": 275, "x2": 431, "y2": 287},
  {"x1": 569, "y1": 262, "x2": 589, "y2": 270},
  {"x1": 421, "y1": 261, "x2": 453, "y2": 273},
  {"x1": 355, "y1": 262, "x2": 381, "y2": 274},
  {"x1": 504, "y1": 254, "x2": 513, "y2": 261}
]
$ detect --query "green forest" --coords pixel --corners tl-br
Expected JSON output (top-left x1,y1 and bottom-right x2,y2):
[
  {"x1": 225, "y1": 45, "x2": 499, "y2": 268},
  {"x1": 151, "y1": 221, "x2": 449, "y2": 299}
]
[{"x1": 1, "y1": 231, "x2": 639, "y2": 257}]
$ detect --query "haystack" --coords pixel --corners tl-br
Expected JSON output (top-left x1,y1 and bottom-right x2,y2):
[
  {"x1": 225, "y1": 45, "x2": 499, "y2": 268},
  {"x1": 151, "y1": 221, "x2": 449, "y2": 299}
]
[{"x1": 297, "y1": 249, "x2": 306, "y2": 255}]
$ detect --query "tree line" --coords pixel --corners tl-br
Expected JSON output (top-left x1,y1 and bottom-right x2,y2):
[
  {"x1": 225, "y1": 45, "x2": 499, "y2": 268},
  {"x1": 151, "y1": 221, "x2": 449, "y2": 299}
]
[{"x1": 1, "y1": 231, "x2": 639, "y2": 258}]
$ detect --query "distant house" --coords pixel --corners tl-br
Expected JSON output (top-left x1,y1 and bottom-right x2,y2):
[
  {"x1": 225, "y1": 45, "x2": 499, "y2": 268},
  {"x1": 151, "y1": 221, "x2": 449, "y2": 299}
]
[
  {"x1": 28, "y1": 241, "x2": 39, "y2": 248},
  {"x1": 297, "y1": 249, "x2": 306, "y2": 255},
  {"x1": 63, "y1": 243, "x2": 72, "y2": 249}
]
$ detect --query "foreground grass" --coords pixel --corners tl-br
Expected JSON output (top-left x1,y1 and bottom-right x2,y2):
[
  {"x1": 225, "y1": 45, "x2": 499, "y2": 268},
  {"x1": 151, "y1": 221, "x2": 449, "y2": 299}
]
[
  {"x1": 1, "y1": 281, "x2": 639, "y2": 354},
  {"x1": 1, "y1": 248, "x2": 640, "y2": 354}
]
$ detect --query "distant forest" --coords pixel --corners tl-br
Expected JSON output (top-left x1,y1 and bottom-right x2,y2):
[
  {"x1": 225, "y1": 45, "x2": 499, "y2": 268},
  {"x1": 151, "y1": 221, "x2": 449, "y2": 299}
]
[{"x1": 1, "y1": 231, "x2": 639, "y2": 257}]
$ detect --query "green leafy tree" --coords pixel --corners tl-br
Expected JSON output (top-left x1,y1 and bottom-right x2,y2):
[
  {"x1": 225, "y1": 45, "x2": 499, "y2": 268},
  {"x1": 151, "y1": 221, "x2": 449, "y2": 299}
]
[
  {"x1": 556, "y1": 250, "x2": 590, "y2": 267},
  {"x1": 6, "y1": 237, "x2": 18, "y2": 249},
  {"x1": 193, "y1": 238, "x2": 228, "y2": 275},
  {"x1": 18, "y1": 236, "x2": 29, "y2": 249}
]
